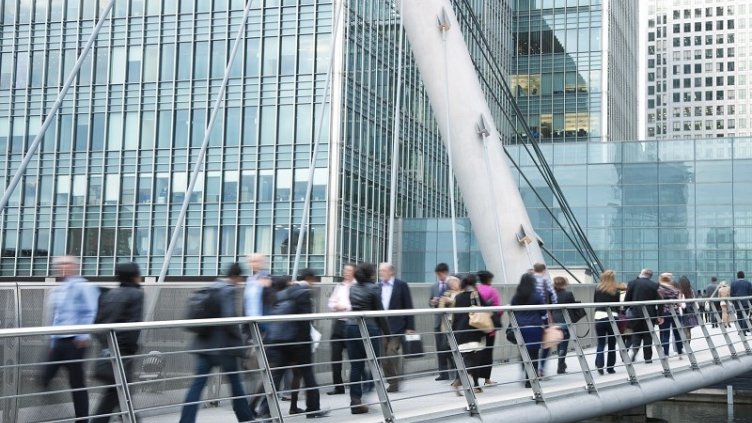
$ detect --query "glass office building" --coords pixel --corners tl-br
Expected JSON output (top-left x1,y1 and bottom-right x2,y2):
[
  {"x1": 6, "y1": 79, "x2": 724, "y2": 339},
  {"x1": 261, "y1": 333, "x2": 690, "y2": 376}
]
[
  {"x1": 511, "y1": 0, "x2": 639, "y2": 143},
  {"x1": 399, "y1": 138, "x2": 752, "y2": 289},
  {"x1": 0, "y1": 1, "x2": 511, "y2": 277}
]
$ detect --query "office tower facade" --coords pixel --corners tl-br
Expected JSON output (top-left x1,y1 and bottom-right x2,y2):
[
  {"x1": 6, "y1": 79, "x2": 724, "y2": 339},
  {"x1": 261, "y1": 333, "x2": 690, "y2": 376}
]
[
  {"x1": 512, "y1": 0, "x2": 639, "y2": 143},
  {"x1": 0, "y1": 1, "x2": 509, "y2": 278},
  {"x1": 645, "y1": 0, "x2": 752, "y2": 139}
]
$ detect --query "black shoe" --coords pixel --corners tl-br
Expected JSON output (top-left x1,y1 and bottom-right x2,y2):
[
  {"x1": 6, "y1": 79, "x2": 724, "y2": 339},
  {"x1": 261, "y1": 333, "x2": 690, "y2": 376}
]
[
  {"x1": 306, "y1": 409, "x2": 330, "y2": 419},
  {"x1": 607, "y1": 369, "x2": 616, "y2": 374},
  {"x1": 386, "y1": 384, "x2": 399, "y2": 393},
  {"x1": 327, "y1": 388, "x2": 345, "y2": 395},
  {"x1": 351, "y1": 400, "x2": 369, "y2": 415},
  {"x1": 435, "y1": 375, "x2": 449, "y2": 381},
  {"x1": 644, "y1": 359, "x2": 653, "y2": 364},
  {"x1": 524, "y1": 381, "x2": 532, "y2": 389},
  {"x1": 290, "y1": 407, "x2": 304, "y2": 415},
  {"x1": 597, "y1": 369, "x2": 604, "y2": 375}
]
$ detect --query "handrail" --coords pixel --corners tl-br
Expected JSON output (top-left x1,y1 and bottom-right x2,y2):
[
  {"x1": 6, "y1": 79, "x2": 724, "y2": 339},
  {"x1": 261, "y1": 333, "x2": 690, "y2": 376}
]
[{"x1": 1, "y1": 295, "x2": 748, "y2": 339}]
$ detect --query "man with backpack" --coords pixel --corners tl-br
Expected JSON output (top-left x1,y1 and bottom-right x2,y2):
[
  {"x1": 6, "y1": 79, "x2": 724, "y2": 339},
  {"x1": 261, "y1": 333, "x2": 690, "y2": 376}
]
[
  {"x1": 179, "y1": 263, "x2": 254, "y2": 423},
  {"x1": 42, "y1": 256, "x2": 100, "y2": 423},
  {"x1": 263, "y1": 275, "x2": 329, "y2": 419},
  {"x1": 91, "y1": 262, "x2": 144, "y2": 423}
]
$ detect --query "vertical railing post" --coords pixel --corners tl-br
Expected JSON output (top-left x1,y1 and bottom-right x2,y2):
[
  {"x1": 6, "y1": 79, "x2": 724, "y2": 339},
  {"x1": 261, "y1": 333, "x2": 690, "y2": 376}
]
[
  {"x1": 106, "y1": 330, "x2": 138, "y2": 423},
  {"x1": 561, "y1": 309, "x2": 597, "y2": 394},
  {"x1": 509, "y1": 311, "x2": 545, "y2": 402},
  {"x1": 668, "y1": 307, "x2": 698, "y2": 370},
  {"x1": 249, "y1": 322, "x2": 284, "y2": 422},
  {"x1": 730, "y1": 301, "x2": 752, "y2": 354},
  {"x1": 441, "y1": 314, "x2": 481, "y2": 416},
  {"x1": 356, "y1": 317, "x2": 395, "y2": 423},
  {"x1": 694, "y1": 301, "x2": 722, "y2": 365},
  {"x1": 641, "y1": 305, "x2": 672, "y2": 378},
  {"x1": 606, "y1": 307, "x2": 638, "y2": 384},
  {"x1": 712, "y1": 299, "x2": 738, "y2": 359}
]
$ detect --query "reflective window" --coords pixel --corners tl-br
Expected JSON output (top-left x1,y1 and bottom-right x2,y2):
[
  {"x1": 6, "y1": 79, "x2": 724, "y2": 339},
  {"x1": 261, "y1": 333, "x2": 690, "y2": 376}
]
[{"x1": 110, "y1": 47, "x2": 126, "y2": 84}]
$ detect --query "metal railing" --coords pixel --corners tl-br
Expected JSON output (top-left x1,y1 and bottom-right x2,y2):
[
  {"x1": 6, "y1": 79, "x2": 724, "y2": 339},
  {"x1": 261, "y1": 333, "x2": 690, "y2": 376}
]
[{"x1": 1, "y1": 295, "x2": 752, "y2": 422}]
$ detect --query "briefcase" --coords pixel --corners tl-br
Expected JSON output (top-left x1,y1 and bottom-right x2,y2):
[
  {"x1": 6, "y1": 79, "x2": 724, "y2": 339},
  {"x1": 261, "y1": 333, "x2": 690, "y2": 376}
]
[{"x1": 404, "y1": 334, "x2": 424, "y2": 358}]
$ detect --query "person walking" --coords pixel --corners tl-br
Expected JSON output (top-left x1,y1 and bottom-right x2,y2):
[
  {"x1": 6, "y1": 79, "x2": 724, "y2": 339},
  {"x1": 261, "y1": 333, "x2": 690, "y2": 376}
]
[
  {"x1": 429, "y1": 263, "x2": 453, "y2": 381},
  {"x1": 718, "y1": 281, "x2": 732, "y2": 328},
  {"x1": 449, "y1": 274, "x2": 486, "y2": 395},
  {"x1": 378, "y1": 263, "x2": 415, "y2": 393},
  {"x1": 549, "y1": 276, "x2": 576, "y2": 375},
  {"x1": 511, "y1": 273, "x2": 547, "y2": 389},
  {"x1": 678, "y1": 276, "x2": 698, "y2": 342},
  {"x1": 624, "y1": 269, "x2": 662, "y2": 364},
  {"x1": 179, "y1": 263, "x2": 254, "y2": 423},
  {"x1": 264, "y1": 274, "x2": 329, "y2": 419},
  {"x1": 347, "y1": 263, "x2": 391, "y2": 415},
  {"x1": 243, "y1": 253, "x2": 273, "y2": 411},
  {"x1": 657, "y1": 273, "x2": 683, "y2": 358},
  {"x1": 730, "y1": 271, "x2": 752, "y2": 334},
  {"x1": 532, "y1": 263, "x2": 557, "y2": 377},
  {"x1": 326, "y1": 263, "x2": 355, "y2": 395},
  {"x1": 593, "y1": 270, "x2": 623, "y2": 375},
  {"x1": 91, "y1": 262, "x2": 144, "y2": 423},
  {"x1": 42, "y1": 256, "x2": 100, "y2": 423},
  {"x1": 706, "y1": 277, "x2": 720, "y2": 327},
  {"x1": 475, "y1": 270, "x2": 501, "y2": 385}
]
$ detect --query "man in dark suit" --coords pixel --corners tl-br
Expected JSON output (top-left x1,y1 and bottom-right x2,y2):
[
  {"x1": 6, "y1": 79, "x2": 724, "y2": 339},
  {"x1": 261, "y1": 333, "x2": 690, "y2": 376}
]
[
  {"x1": 624, "y1": 269, "x2": 663, "y2": 363},
  {"x1": 429, "y1": 263, "x2": 452, "y2": 381},
  {"x1": 378, "y1": 262, "x2": 415, "y2": 393},
  {"x1": 730, "y1": 271, "x2": 752, "y2": 333}
]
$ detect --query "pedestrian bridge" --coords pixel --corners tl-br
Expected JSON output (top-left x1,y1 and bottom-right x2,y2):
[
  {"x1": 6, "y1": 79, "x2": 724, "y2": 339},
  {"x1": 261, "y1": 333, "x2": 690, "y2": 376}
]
[{"x1": 2, "y1": 284, "x2": 752, "y2": 423}]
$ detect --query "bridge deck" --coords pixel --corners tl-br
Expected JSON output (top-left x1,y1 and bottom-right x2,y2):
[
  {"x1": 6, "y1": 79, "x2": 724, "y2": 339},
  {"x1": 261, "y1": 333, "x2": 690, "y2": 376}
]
[{"x1": 131, "y1": 325, "x2": 744, "y2": 422}]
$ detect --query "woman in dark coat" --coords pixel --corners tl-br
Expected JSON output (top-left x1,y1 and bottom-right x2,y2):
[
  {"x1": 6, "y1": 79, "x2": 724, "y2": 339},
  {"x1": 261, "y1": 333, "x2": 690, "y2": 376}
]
[
  {"x1": 450, "y1": 274, "x2": 486, "y2": 394},
  {"x1": 511, "y1": 273, "x2": 547, "y2": 388}
]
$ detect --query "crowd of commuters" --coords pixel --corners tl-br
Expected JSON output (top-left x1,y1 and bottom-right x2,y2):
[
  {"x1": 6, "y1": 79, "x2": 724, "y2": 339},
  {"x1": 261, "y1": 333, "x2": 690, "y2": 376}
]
[{"x1": 41, "y1": 253, "x2": 752, "y2": 421}]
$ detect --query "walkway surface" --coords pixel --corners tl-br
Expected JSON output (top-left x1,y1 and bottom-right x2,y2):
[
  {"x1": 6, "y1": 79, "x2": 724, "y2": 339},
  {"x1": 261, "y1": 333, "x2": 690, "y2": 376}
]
[{"x1": 133, "y1": 325, "x2": 746, "y2": 422}]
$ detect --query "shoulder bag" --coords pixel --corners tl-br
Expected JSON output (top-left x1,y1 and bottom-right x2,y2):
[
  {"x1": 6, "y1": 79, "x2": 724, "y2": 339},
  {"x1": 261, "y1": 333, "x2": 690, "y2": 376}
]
[{"x1": 468, "y1": 291, "x2": 495, "y2": 333}]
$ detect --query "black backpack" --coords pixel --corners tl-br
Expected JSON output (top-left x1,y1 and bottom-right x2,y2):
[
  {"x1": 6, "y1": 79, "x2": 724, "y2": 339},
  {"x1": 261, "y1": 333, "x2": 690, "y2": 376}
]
[
  {"x1": 185, "y1": 286, "x2": 222, "y2": 337},
  {"x1": 265, "y1": 285, "x2": 308, "y2": 343}
]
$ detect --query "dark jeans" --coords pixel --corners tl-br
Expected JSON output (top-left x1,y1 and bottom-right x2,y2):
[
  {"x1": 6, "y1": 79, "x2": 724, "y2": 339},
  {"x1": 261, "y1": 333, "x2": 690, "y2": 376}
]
[
  {"x1": 595, "y1": 318, "x2": 616, "y2": 371},
  {"x1": 42, "y1": 338, "x2": 89, "y2": 423},
  {"x1": 434, "y1": 330, "x2": 453, "y2": 378},
  {"x1": 266, "y1": 344, "x2": 321, "y2": 412},
  {"x1": 522, "y1": 347, "x2": 540, "y2": 381},
  {"x1": 330, "y1": 322, "x2": 348, "y2": 389},
  {"x1": 346, "y1": 324, "x2": 380, "y2": 400},
  {"x1": 737, "y1": 308, "x2": 750, "y2": 331},
  {"x1": 91, "y1": 358, "x2": 135, "y2": 423},
  {"x1": 659, "y1": 314, "x2": 683, "y2": 356},
  {"x1": 179, "y1": 354, "x2": 253, "y2": 423},
  {"x1": 630, "y1": 321, "x2": 654, "y2": 361},
  {"x1": 475, "y1": 333, "x2": 495, "y2": 380}
]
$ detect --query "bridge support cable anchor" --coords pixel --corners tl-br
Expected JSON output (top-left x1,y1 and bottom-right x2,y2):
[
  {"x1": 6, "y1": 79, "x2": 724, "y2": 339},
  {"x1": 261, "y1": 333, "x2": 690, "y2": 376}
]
[
  {"x1": 713, "y1": 300, "x2": 738, "y2": 359},
  {"x1": 562, "y1": 309, "x2": 597, "y2": 394},
  {"x1": 694, "y1": 302, "x2": 722, "y2": 365},
  {"x1": 0, "y1": 0, "x2": 116, "y2": 215},
  {"x1": 107, "y1": 330, "x2": 138, "y2": 423},
  {"x1": 668, "y1": 307, "x2": 699, "y2": 370},
  {"x1": 441, "y1": 314, "x2": 482, "y2": 417},
  {"x1": 731, "y1": 302, "x2": 752, "y2": 354},
  {"x1": 356, "y1": 317, "x2": 395, "y2": 423},
  {"x1": 477, "y1": 114, "x2": 508, "y2": 281},
  {"x1": 509, "y1": 312, "x2": 545, "y2": 403},
  {"x1": 642, "y1": 306, "x2": 673, "y2": 378},
  {"x1": 249, "y1": 323, "x2": 284, "y2": 423},
  {"x1": 606, "y1": 307, "x2": 639, "y2": 385}
]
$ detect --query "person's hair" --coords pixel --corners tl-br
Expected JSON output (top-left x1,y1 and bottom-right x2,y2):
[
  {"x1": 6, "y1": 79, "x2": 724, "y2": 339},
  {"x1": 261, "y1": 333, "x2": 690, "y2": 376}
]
[
  {"x1": 296, "y1": 268, "x2": 316, "y2": 281},
  {"x1": 738, "y1": 271, "x2": 746, "y2": 279},
  {"x1": 446, "y1": 275, "x2": 461, "y2": 290},
  {"x1": 355, "y1": 263, "x2": 375, "y2": 284},
  {"x1": 639, "y1": 269, "x2": 653, "y2": 279},
  {"x1": 461, "y1": 273, "x2": 477, "y2": 289},
  {"x1": 53, "y1": 256, "x2": 80, "y2": 266},
  {"x1": 115, "y1": 262, "x2": 141, "y2": 284},
  {"x1": 224, "y1": 262, "x2": 243, "y2": 278},
  {"x1": 477, "y1": 270, "x2": 494, "y2": 285},
  {"x1": 271, "y1": 275, "x2": 291, "y2": 292},
  {"x1": 435, "y1": 263, "x2": 449, "y2": 273},
  {"x1": 343, "y1": 262, "x2": 356, "y2": 271},
  {"x1": 659, "y1": 272, "x2": 673, "y2": 284},
  {"x1": 533, "y1": 263, "x2": 546, "y2": 273},
  {"x1": 597, "y1": 270, "x2": 619, "y2": 295},
  {"x1": 516, "y1": 273, "x2": 537, "y2": 305},
  {"x1": 678, "y1": 276, "x2": 694, "y2": 298},
  {"x1": 711, "y1": 276, "x2": 718, "y2": 283},
  {"x1": 553, "y1": 276, "x2": 568, "y2": 291}
]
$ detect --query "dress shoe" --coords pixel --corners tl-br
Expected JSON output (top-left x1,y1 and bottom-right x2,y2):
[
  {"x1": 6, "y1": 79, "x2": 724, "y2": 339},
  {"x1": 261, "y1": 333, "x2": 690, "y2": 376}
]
[
  {"x1": 350, "y1": 399, "x2": 369, "y2": 414},
  {"x1": 435, "y1": 375, "x2": 449, "y2": 381},
  {"x1": 386, "y1": 384, "x2": 399, "y2": 393},
  {"x1": 306, "y1": 409, "x2": 330, "y2": 419},
  {"x1": 524, "y1": 381, "x2": 532, "y2": 389},
  {"x1": 326, "y1": 388, "x2": 345, "y2": 395},
  {"x1": 607, "y1": 369, "x2": 616, "y2": 374},
  {"x1": 597, "y1": 369, "x2": 604, "y2": 375},
  {"x1": 289, "y1": 407, "x2": 304, "y2": 415}
]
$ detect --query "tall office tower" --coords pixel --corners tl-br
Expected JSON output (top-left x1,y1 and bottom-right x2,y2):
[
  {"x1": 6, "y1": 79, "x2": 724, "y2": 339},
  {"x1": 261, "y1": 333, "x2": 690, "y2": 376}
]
[
  {"x1": 645, "y1": 1, "x2": 751, "y2": 139},
  {"x1": 512, "y1": 0, "x2": 639, "y2": 143},
  {"x1": 0, "y1": 1, "x2": 507, "y2": 278}
]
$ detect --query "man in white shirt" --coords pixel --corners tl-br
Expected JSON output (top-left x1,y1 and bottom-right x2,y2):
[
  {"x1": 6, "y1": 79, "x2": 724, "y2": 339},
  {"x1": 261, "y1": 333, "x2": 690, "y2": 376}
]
[{"x1": 326, "y1": 263, "x2": 355, "y2": 395}]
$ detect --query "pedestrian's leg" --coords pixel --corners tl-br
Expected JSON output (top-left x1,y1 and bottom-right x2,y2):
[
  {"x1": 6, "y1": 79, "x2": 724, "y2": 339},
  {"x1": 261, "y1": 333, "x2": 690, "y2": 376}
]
[
  {"x1": 220, "y1": 355, "x2": 254, "y2": 422},
  {"x1": 64, "y1": 342, "x2": 89, "y2": 423},
  {"x1": 595, "y1": 321, "x2": 607, "y2": 370},
  {"x1": 330, "y1": 334, "x2": 345, "y2": 391},
  {"x1": 179, "y1": 355, "x2": 213, "y2": 423},
  {"x1": 90, "y1": 387, "x2": 120, "y2": 423},
  {"x1": 41, "y1": 341, "x2": 63, "y2": 389},
  {"x1": 289, "y1": 369, "x2": 302, "y2": 413}
]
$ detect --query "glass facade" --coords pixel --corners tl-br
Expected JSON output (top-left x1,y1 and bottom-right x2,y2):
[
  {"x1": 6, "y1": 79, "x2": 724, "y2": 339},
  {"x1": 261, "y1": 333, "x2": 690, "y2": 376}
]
[
  {"x1": 0, "y1": 1, "x2": 509, "y2": 277},
  {"x1": 512, "y1": 0, "x2": 638, "y2": 143},
  {"x1": 399, "y1": 138, "x2": 752, "y2": 289}
]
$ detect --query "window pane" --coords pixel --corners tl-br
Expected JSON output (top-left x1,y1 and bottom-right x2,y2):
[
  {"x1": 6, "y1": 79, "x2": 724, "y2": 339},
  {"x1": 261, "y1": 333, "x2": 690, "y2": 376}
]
[
  {"x1": 110, "y1": 46, "x2": 126, "y2": 84},
  {"x1": 141, "y1": 112, "x2": 155, "y2": 149},
  {"x1": 260, "y1": 106, "x2": 276, "y2": 145},
  {"x1": 194, "y1": 42, "x2": 208, "y2": 79},
  {"x1": 243, "y1": 107, "x2": 258, "y2": 145},
  {"x1": 245, "y1": 38, "x2": 260, "y2": 77},
  {"x1": 160, "y1": 44, "x2": 175, "y2": 80},
  {"x1": 105, "y1": 174, "x2": 120, "y2": 204},
  {"x1": 108, "y1": 113, "x2": 123, "y2": 150},
  {"x1": 158, "y1": 111, "x2": 172, "y2": 148},
  {"x1": 280, "y1": 36, "x2": 295, "y2": 75},
  {"x1": 91, "y1": 113, "x2": 105, "y2": 151},
  {"x1": 262, "y1": 38, "x2": 278, "y2": 75},
  {"x1": 177, "y1": 43, "x2": 192, "y2": 80},
  {"x1": 124, "y1": 112, "x2": 140, "y2": 150},
  {"x1": 143, "y1": 45, "x2": 159, "y2": 82},
  {"x1": 225, "y1": 108, "x2": 240, "y2": 146},
  {"x1": 278, "y1": 105, "x2": 293, "y2": 144}
]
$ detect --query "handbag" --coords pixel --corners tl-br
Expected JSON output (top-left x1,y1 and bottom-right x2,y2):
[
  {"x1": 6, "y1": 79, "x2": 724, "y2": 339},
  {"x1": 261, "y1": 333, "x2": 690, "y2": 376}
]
[
  {"x1": 468, "y1": 292, "x2": 495, "y2": 333},
  {"x1": 505, "y1": 327, "x2": 518, "y2": 344},
  {"x1": 94, "y1": 348, "x2": 116, "y2": 384},
  {"x1": 569, "y1": 302, "x2": 587, "y2": 323},
  {"x1": 404, "y1": 334, "x2": 425, "y2": 358},
  {"x1": 542, "y1": 326, "x2": 564, "y2": 349}
]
